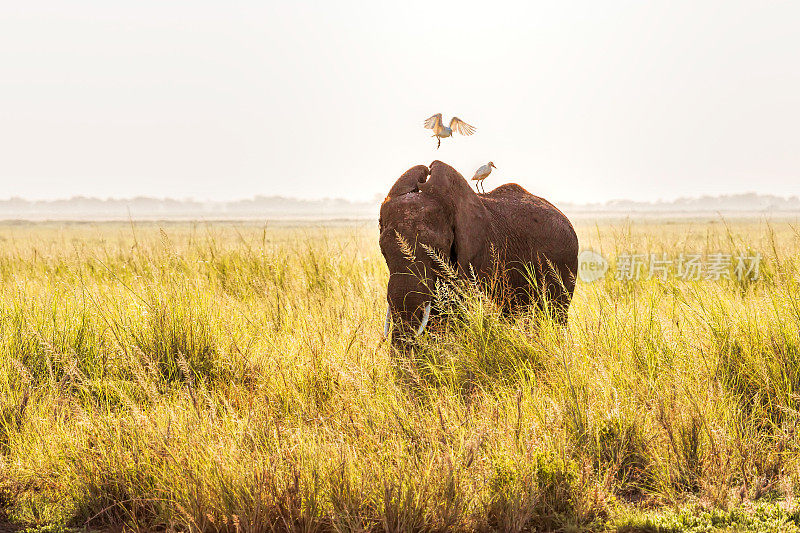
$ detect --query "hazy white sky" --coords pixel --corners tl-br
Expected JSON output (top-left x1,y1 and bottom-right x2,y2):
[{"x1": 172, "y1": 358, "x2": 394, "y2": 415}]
[{"x1": 1, "y1": 1, "x2": 797, "y2": 203}]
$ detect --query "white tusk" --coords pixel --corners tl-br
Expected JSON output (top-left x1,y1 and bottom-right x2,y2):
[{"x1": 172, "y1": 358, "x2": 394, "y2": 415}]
[
  {"x1": 415, "y1": 302, "x2": 432, "y2": 337},
  {"x1": 383, "y1": 305, "x2": 391, "y2": 338}
]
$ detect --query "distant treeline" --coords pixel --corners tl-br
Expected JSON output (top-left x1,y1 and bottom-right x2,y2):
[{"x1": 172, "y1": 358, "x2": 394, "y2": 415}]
[
  {"x1": 1, "y1": 192, "x2": 799, "y2": 220},
  {"x1": 562, "y1": 192, "x2": 800, "y2": 213},
  {"x1": 0, "y1": 195, "x2": 377, "y2": 220}
]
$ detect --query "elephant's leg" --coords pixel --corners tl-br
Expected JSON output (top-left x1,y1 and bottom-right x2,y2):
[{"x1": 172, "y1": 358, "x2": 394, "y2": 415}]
[
  {"x1": 545, "y1": 281, "x2": 573, "y2": 326},
  {"x1": 551, "y1": 296, "x2": 570, "y2": 326}
]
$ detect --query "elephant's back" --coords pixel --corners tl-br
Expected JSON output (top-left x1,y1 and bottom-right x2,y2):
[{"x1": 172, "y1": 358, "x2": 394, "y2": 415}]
[
  {"x1": 481, "y1": 183, "x2": 578, "y2": 271},
  {"x1": 482, "y1": 183, "x2": 573, "y2": 232}
]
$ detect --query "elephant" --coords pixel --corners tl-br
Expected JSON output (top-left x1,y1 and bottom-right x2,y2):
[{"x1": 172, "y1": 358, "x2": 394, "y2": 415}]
[{"x1": 379, "y1": 160, "x2": 579, "y2": 346}]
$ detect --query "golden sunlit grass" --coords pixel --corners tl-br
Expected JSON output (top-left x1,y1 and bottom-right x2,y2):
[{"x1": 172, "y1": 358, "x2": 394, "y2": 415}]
[{"x1": 0, "y1": 218, "x2": 799, "y2": 532}]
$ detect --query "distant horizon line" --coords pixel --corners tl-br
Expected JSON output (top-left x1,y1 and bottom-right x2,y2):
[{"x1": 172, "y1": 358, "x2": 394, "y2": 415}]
[{"x1": 1, "y1": 190, "x2": 799, "y2": 207}]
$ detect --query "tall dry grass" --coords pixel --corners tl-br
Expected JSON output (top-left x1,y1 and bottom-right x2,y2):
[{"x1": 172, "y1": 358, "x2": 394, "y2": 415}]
[{"x1": 0, "y1": 218, "x2": 798, "y2": 532}]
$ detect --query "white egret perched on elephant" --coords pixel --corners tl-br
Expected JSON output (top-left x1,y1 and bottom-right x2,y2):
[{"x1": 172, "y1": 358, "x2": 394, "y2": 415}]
[
  {"x1": 423, "y1": 113, "x2": 476, "y2": 148},
  {"x1": 471, "y1": 161, "x2": 496, "y2": 193}
]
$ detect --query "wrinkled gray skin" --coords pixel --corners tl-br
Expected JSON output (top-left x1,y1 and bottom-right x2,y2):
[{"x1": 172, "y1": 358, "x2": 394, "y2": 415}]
[{"x1": 379, "y1": 160, "x2": 579, "y2": 347}]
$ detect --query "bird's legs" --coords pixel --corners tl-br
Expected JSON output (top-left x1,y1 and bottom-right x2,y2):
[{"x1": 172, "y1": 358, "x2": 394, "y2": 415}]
[{"x1": 436, "y1": 137, "x2": 441, "y2": 149}]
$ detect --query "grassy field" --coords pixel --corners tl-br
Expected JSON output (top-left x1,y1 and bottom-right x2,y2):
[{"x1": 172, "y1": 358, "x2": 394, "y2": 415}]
[{"x1": 1, "y1": 218, "x2": 799, "y2": 532}]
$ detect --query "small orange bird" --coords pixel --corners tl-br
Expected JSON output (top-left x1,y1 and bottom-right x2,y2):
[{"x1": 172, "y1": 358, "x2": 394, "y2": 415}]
[{"x1": 471, "y1": 161, "x2": 496, "y2": 193}]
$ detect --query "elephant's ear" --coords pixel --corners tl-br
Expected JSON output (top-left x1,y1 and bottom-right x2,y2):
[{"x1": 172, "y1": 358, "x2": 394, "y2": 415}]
[
  {"x1": 385, "y1": 165, "x2": 430, "y2": 200},
  {"x1": 419, "y1": 161, "x2": 489, "y2": 273}
]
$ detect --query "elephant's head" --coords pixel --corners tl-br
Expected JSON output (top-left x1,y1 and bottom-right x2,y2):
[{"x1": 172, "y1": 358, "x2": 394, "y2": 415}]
[{"x1": 379, "y1": 161, "x2": 490, "y2": 345}]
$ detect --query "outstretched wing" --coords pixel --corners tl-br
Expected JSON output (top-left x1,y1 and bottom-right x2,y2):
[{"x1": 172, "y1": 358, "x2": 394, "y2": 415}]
[
  {"x1": 449, "y1": 116, "x2": 476, "y2": 136},
  {"x1": 423, "y1": 113, "x2": 442, "y2": 130}
]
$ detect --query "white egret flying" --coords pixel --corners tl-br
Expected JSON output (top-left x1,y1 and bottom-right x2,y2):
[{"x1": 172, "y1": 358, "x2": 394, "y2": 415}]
[{"x1": 423, "y1": 113, "x2": 476, "y2": 148}]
